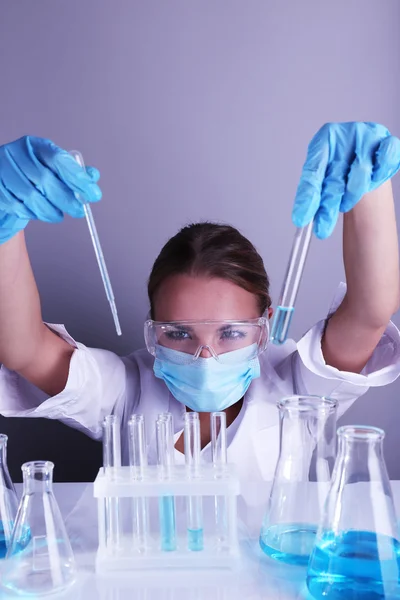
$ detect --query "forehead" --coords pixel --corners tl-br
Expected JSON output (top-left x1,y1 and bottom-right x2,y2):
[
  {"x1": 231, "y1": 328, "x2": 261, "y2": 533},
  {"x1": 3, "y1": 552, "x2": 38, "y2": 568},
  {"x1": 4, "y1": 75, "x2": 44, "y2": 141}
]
[{"x1": 154, "y1": 275, "x2": 260, "y2": 321}]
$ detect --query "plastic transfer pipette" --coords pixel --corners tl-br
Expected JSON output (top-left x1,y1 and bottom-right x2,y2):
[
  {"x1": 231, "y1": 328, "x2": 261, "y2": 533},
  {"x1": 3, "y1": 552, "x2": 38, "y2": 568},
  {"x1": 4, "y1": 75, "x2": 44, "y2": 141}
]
[
  {"x1": 69, "y1": 150, "x2": 122, "y2": 336},
  {"x1": 211, "y1": 411, "x2": 228, "y2": 549},
  {"x1": 270, "y1": 221, "x2": 313, "y2": 345},
  {"x1": 128, "y1": 414, "x2": 149, "y2": 552},
  {"x1": 184, "y1": 412, "x2": 204, "y2": 551},
  {"x1": 156, "y1": 414, "x2": 177, "y2": 552}
]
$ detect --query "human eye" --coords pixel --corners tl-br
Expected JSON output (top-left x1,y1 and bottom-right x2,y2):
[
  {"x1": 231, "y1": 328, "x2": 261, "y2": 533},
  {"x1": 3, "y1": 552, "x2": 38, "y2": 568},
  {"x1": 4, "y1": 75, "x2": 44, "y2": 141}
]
[
  {"x1": 220, "y1": 327, "x2": 247, "y2": 341},
  {"x1": 164, "y1": 328, "x2": 192, "y2": 342}
]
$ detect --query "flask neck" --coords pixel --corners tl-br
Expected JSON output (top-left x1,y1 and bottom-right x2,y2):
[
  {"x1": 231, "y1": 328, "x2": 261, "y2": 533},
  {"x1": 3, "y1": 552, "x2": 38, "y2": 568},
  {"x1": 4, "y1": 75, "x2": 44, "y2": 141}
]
[
  {"x1": 278, "y1": 404, "x2": 337, "y2": 457},
  {"x1": 337, "y1": 432, "x2": 387, "y2": 482},
  {"x1": 22, "y1": 461, "x2": 54, "y2": 494},
  {"x1": 0, "y1": 435, "x2": 8, "y2": 465},
  {"x1": 0, "y1": 443, "x2": 7, "y2": 465}
]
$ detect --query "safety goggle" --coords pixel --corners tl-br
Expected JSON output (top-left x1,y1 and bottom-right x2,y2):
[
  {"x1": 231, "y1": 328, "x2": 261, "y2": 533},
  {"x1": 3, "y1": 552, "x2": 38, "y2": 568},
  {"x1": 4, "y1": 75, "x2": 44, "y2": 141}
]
[{"x1": 144, "y1": 318, "x2": 269, "y2": 365}]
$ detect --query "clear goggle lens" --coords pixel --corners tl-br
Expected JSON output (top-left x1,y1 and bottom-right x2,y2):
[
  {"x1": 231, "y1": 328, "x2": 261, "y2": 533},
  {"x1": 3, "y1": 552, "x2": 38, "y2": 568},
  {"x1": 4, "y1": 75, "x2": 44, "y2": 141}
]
[{"x1": 144, "y1": 318, "x2": 269, "y2": 365}]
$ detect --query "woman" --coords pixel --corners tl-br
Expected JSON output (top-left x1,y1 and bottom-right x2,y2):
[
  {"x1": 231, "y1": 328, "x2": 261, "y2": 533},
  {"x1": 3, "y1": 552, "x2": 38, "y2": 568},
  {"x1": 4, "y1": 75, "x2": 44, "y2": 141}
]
[{"x1": 0, "y1": 122, "x2": 399, "y2": 481}]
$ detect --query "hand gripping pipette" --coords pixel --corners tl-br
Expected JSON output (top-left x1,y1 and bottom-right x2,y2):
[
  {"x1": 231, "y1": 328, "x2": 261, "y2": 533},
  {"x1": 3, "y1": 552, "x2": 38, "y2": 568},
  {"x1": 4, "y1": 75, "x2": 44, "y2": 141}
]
[{"x1": 69, "y1": 151, "x2": 122, "y2": 336}]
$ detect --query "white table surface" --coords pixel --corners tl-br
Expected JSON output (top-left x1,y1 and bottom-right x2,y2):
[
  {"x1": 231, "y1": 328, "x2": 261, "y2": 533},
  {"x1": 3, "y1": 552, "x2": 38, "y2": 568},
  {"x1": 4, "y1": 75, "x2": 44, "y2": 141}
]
[{"x1": 9, "y1": 481, "x2": 400, "y2": 600}]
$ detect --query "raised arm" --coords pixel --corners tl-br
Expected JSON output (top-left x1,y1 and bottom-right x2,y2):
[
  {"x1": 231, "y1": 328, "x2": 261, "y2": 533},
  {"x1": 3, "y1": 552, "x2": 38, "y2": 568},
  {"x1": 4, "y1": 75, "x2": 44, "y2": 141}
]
[
  {"x1": 292, "y1": 122, "x2": 400, "y2": 372},
  {"x1": 0, "y1": 136, "x2": 101, "y2": 396},
  {"x1": 322, "y1": 180, "x2": 399, "y2": 371},
  {"x1": 0, "y1": 232, "x2": 75, "y2": 396}
]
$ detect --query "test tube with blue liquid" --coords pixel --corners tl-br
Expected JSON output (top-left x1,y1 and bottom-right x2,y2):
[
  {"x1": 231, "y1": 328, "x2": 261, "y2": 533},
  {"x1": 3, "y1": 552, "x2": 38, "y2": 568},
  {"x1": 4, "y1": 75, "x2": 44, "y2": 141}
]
[
  {"x1": 184, "y1": 412, "x2": 204, "y2": 551},
  {"x1": 270, "y1": 221, "x2": 313, "y2": 344},
  {"x1": 128, "y1": 414, "x2": 149, "y2": 553},
  {"x1": 156, "y1": 414, "x2": 177, "y2": 552},
  {"x1": 102, "y1": 415, "x2": 122, "y2": 549},
  {"x1": 211, "y1": 412, "x2": 229, "y2": 550}
]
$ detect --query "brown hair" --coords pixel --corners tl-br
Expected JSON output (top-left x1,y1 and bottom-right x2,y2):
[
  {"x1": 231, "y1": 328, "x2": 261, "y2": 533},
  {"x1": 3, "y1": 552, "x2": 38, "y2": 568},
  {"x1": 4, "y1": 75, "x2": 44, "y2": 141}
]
[{"x1": 148, "y1": 222, "x2": 271, "y2": 319}]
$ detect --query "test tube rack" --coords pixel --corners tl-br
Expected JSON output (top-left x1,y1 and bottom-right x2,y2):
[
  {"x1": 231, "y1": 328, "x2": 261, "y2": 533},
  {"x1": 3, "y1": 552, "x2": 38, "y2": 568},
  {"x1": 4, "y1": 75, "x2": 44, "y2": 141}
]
[{"x1": 93, "y1": 463, "x2": 240, "y2": 572}]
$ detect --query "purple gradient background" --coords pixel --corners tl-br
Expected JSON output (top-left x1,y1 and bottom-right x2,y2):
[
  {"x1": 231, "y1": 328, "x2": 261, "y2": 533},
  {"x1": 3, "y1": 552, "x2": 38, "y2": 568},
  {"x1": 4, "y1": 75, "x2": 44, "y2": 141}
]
[{"x1": 1, "y1": 1, "x2": 400, "y2": 474}]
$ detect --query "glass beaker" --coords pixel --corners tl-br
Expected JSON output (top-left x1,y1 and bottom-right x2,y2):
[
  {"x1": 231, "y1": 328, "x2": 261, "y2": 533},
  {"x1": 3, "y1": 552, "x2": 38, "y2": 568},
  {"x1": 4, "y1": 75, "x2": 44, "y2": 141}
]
[
  {"x1": 259, "y1": 395, "x2": 337, "y2": 565},
  {"x1": 0, "y1": 434, "x2": 18, "y2": 558},
  {"x1": 2, "y1": 461, "x2": 76, "y2": 596},
  {"x1": 307, "y1": 426, "x2": 400, "y2": 600}
]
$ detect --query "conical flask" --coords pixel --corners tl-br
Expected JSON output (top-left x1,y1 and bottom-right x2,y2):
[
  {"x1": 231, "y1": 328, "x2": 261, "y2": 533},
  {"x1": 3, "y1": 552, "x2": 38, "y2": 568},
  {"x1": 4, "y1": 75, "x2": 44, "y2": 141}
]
[
  {"x1": 0, "y1": 434, "x2": 18, "y2": 557},
  {"x1": 2, "y1": 461, "x2": 76, "y2": 596},
  {"x1": 260, "y1": 395, "x2": 337, "y2": 565},
  {"x1": 307, "y1": 426, "x2": 400, "y2": 600}
]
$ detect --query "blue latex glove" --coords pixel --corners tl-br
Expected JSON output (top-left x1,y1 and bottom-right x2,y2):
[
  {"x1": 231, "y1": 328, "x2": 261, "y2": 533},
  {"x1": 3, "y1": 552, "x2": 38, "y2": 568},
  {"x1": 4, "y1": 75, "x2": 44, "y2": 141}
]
[
  {"x1": 292, "y1": 122, "x2": 400, "y2": 239},
  {"x1": 0, "y1": 136, "x2": 102, "y2": 244}
]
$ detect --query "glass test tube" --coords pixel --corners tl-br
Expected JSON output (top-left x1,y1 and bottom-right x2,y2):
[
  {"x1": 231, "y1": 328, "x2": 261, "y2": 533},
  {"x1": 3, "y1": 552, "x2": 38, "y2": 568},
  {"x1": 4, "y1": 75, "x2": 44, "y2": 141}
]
[
  {"x1": 102, "y1": 415, "x2": 121, "y2": 549},
  {"x1": 156, "y1": 414, "x2": 177, "y2": 551},
  {"x1": 184, "y1": 412, "x2": 204, "y2": 551},
  {"x1": 270, "y1": 221, "x2": 313, "y2": 345},
  {"x1": 128, "y1": 415, "x2": 149, "y2": 552},
  {"x1": 211, "y1": 412, "x2": 228, "y2": 549}
]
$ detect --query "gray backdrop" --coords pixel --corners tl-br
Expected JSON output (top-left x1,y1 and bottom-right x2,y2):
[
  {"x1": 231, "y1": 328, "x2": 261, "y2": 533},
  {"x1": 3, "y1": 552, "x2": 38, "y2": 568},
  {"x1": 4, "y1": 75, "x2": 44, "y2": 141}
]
[{"x1": 1, "y1": 1, "x2": 400, "y2": 476}]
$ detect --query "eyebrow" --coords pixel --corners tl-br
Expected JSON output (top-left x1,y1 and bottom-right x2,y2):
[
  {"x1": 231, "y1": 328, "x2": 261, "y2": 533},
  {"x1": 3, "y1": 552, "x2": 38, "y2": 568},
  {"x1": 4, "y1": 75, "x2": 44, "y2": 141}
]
[
  {"x1": 218, "y1": 324, "x2": 237, "y2": 332},
  {"x1": 166, "y1": 324, "x2": 239, "y2": 333},
  {"x1": 167, "y1": 325, "x2": 194, "y2": 332}
]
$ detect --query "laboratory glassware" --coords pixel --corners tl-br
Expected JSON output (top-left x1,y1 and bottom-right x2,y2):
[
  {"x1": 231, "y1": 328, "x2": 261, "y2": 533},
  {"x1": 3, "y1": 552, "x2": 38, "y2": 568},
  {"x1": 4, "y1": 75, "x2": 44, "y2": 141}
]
[
  {"x1": 184, "y1": 412, "x2": 204, "y2": 551},
  {"x1": 156, "y1": 414, "x2": 177, "y2": 552},
  {"x1": 307, "y1": 425, "x2": 400, "y2": 600},
  {"x1": 211, "y1": 412, "x2": 229, "y2": 550},
  {"x1": 260, "y1": 395, "x2": 337, "y2": 565},
  {"x1": 103, "y1": 414, "x2": 122, "y2": 475},
  {"x1": 128, "y1": 414, "x2": 149, "y2": 552},
  {"x1": 69, "y1": 150, "x2": 122, "y2": 336},
  {"x1": 0, "y1": 434, "x2": 18, "y2": 558},
  {"x1": 145, "y1": 319, "x2": 269, "y2": 364},
  {"x1": 94, "y1": 414, "x2": 241, "y2": 571},
  {"x1": 2, "y1": 461, "x2": 76, "y2": 596},
  {"x1": 103, "y1": 414, "x2": 122, "y2": 549},
  {"x1": 270, "y1": 221, "x2": 313, "y2": 345}
]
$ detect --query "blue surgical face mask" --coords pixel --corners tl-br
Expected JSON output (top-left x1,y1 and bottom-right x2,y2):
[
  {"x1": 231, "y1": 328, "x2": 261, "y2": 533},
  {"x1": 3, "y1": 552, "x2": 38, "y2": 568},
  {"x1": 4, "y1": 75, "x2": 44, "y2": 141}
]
[{"x1": 153, "y1": 344, "x2": 260, "y2": 412}]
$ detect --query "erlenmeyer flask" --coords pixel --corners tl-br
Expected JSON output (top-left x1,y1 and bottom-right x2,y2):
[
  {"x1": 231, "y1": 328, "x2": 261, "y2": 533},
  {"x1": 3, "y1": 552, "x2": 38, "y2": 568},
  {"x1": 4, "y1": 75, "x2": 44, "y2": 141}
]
[
  {"x1": 2, "y1": 461, "x2": 76, "y2": 596},
  {"x1": 307, "y1": 426, "x2": 400, "y2": 600},
  {"x1": 260, "y1": 395, "x2": 337, "y2": 565},
  {"x1": 0, "y1": 434, "x2": 18, "y2": 558}
]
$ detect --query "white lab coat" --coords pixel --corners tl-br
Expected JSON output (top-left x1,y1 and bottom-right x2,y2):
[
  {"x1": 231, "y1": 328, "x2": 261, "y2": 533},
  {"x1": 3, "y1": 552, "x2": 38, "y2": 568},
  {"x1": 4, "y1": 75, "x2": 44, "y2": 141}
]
[{"x1": 1, "y1": 284, "x2": 400, "y2": 482}]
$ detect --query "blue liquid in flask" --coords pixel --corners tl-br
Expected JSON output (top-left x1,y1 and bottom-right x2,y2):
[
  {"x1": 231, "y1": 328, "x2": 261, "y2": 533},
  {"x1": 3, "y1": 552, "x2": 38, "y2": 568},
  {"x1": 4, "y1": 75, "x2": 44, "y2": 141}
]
[
  {"x1": 260, "y1": 522, "x2": 317, "y2": 566},
  {"x1": 159, "y1": 496, "x2": 177, "y2": 552},
  {"x1": 188, "y1": 528, "x2": 204, "y2": 552},
  {"x1": 270, "y1": 306, "x2": 294, "y2": 345},
  {"x1": 0, "y1": 521, "x2": 11, "y2": 558},
  {"x1": 0, "y1": 522, "x2": 31, "y2": 558},
  {"x1": 307, "y1": 530, "x2": 400, "y2": 600}
]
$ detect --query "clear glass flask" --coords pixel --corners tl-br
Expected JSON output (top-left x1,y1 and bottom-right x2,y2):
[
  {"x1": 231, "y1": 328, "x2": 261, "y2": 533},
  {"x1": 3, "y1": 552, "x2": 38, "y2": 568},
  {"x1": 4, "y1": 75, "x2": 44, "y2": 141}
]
[
  {"x1": 260, "y1": 395, "x2": 337, "y2": 565},
  {"x1": 307, "y1": 426, "x2": 400, "y2": 600},
  {"x1": 2, "y1": 461, "x2": 76, "y2": 597},
  {"x1": 0, "y1": 434, "x2": 18, "y2": 558}
]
